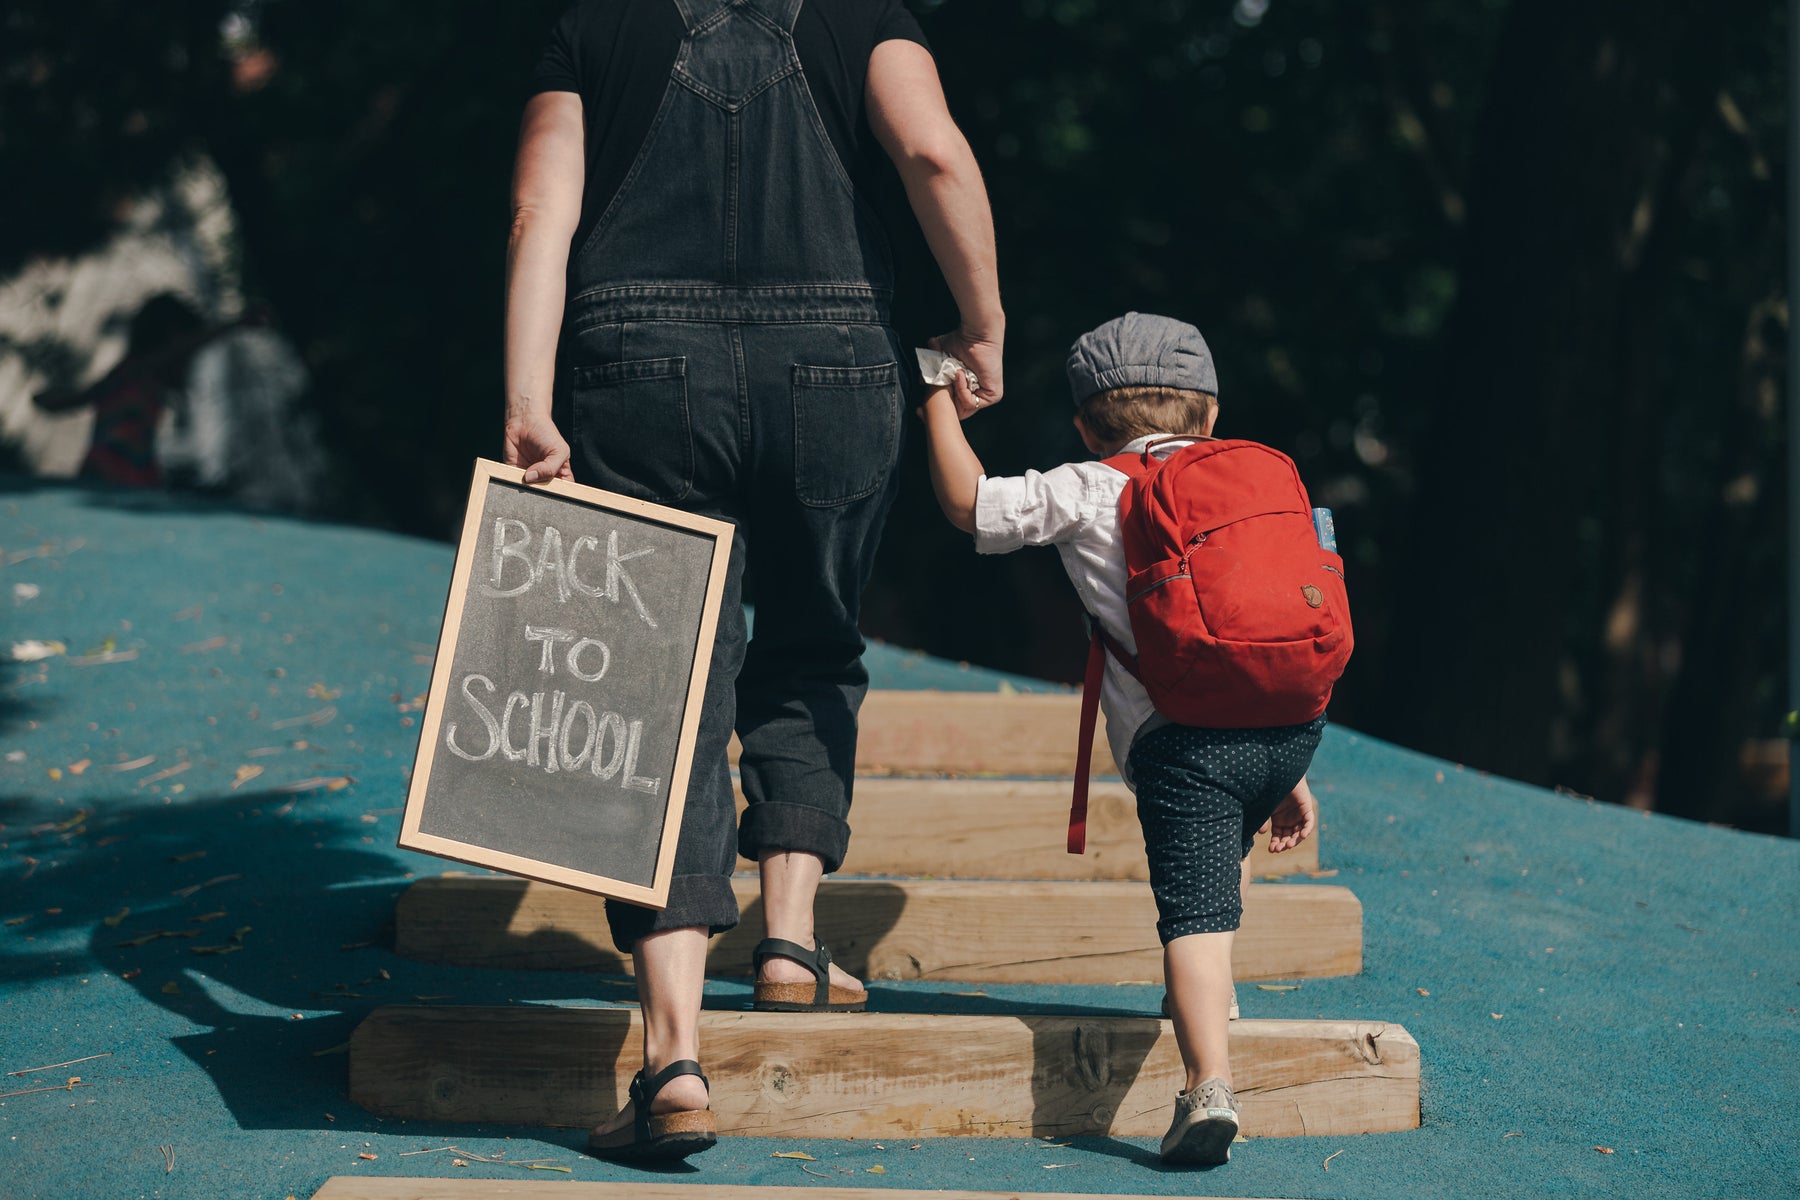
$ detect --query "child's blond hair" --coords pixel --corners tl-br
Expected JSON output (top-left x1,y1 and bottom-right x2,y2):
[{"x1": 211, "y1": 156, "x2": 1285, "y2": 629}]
[{"x1": 1078, "y1": 385, "x2": 1218, "y2": 447}]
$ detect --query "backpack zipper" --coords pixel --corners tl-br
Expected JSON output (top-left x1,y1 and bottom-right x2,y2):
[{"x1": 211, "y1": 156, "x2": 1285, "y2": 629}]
[{"x1": 1126, "y1": 533, "x2": 1207, "y2": 604}]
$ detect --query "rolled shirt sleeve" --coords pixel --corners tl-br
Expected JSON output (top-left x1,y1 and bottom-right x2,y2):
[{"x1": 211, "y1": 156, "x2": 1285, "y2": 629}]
[{"x1": 973, "y1": 464, "x2": 1098, "y2": 555}]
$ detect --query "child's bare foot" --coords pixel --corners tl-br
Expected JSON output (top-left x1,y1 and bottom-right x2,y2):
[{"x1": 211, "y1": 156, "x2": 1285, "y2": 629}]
[{"x1": 1267, "y1": 777, "x2": 1317, "y2": 853}]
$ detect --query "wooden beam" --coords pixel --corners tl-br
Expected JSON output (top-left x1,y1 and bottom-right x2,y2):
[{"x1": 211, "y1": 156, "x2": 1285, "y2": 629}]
[
  {"x1": 805, "y1": 778, "x2": 1319, "y2": 880},
  {"x1": 396, "y1": 876, "x2": 1361, "y2": 982},
  {"x1": 732, "y1": 690, "x2": 1109, "y2": 776},
  {"x1": 314, "y1": 1180, "x2": 1288, "y2": 1200},
  {"x1": 348, "y1": 1006, "x2": 1419, "y2": 1139}
]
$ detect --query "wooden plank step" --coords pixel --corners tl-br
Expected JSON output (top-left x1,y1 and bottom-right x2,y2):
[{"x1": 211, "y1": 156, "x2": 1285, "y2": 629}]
[
  {"x1": 314, "y1": 1180, "x2": 1288, "y2": 1200},
  {"x1": 799, "y1": 777, "x2": 1319, "y2": 879},
  {"x1": 396, "y1": 876, "x2": 1361, "y2": 982},
  {"x1": 348, "y1": 1006, "x2": 1419, "y2": 1139},
  {"x1": 732, "y1": 690, "x2": 1109, "y2": 776}
]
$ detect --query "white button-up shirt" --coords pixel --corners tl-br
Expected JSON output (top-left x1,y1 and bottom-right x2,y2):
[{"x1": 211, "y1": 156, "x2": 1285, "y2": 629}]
[{"x1": 972, "y1": 434, "x2": 1196, "y2": 786}]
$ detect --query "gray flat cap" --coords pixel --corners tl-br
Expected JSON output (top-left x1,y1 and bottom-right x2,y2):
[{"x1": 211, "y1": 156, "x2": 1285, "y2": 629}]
[{"x1": 1065, "y1": 312, "x2": 1217, "y2": 404}]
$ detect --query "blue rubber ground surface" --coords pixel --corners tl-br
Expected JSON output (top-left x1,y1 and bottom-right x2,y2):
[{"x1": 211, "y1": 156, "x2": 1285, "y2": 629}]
[{"x1": 0, "y1": 480, "x2": 1796, "y2": 1200}]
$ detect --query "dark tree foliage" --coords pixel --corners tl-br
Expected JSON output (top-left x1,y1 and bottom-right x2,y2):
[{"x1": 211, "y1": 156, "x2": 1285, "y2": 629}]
[{"x1": 0, "y1": 0, "x2": 1787, "y2": 830}]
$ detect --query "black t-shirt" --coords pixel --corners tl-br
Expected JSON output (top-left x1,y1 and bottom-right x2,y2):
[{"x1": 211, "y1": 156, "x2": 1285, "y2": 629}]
[{"x1": 531, "y1": 0, "x2": 930, "y2": 250}]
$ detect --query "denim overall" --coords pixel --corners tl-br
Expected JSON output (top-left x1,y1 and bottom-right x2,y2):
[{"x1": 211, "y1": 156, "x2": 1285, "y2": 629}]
[{"x1": 561, "y1": 0, "x2": 906, "y2": 947}]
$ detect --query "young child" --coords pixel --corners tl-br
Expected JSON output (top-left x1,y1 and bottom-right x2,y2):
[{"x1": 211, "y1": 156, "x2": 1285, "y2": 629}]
[{"x1": 920, "y1": 312, "x2": 1322, "y2": 1166}]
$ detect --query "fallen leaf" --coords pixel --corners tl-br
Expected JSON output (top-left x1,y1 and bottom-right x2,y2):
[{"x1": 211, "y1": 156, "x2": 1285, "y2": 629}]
[
  {"x1": 67, "y1": 759, "x2": 90, "y2": 775},
  {"x1": 867, "y1": 1165, "x2": 886, "y2": 1174},
  {"x1": 121, "y1": 929, "x2": 200, "y2": 947},
  {"x1": 70, "y1": 648, "x2": 138, "y2": 666},
  {"x1": 277, "y1": 775, "x2": 356, "y2": 794},
  {"x1": 307, "y1": 683, "x2": 343, "y2": 701},
  {"x1": 1417, "y1": 987, "x2": 1430, "y2": 997},
  {"x1": 191, "y1": 912, "x2": 227, "y2": 923},
  {"x1": 11, "y1": 640, "x2": 66, "y2": 662},
  {"x1": 1257, "y1": 983, "x2": 1301, "y2": 992},
  {"x1": 160, "y1": 981, "x2": 182, "y2": 995},
  {"x1": 190, "y1": 943, "x2": 242, "y2": 956},
  {"x1": 139, "y1": 762, "x2": 192, "y2": 787},
  {"x1": 231, "y1": 765, "x2": 264, "y2": 789},
  {"x1": 1595, "y1": 1146, "x2": 1615, "y2": 1155},
  {"x1": 772, "y1": 1151, "x2": 817, "y2": 1161},
  {"x1": 1502, "y1": 1132, "x2": 1523, "y2": 1138},
  {"x1": 3, "y1": 916, "x2": 27, "y2": 927},
  {"x1": 525, "y1": 1165, "x2": 572, "y2": 1173},
  {"x1": 47, "y1": 768, "x2": 61, "y2": 781},
  {"x1": 121, "y1": 968, "x2": 141, "y2": 980},
  {"x1": 103, "y1": 908, "x2": 130, "y2": 927},
  {"x1": 172, "y1": 874, "x2": 242, "y2": 898},
  {"x1": 272, "y1": 705, "x2": 337, "y2": 730},
  {"x1": 170, "y1": 851, "x2": 207, "y2": 863},
  {"x1": 358, "y1": 1152, "x2": 377, "y2": 1161},
  {"x1": 1491, "y1": 1012, "x2": 1504, "y2": 1020},
  {"x1": 111, "y1": 755, "x2": 156, "y2": 772},
  {"x1": 451, "y1": 1159, "x2": 468, "y2": 1168}
]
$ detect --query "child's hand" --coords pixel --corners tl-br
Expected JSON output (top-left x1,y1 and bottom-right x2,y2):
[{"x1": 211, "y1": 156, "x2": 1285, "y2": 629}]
[
  {"x1": 915, "y1": 384, "x2": 954, "y2": 421},
  {"x1": 1266, "y1": 776, "x2": 1317, "y2": 853}
]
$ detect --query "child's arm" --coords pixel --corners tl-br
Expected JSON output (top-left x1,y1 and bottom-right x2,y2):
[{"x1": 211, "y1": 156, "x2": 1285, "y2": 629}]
[
  {"x1": 1266, "y1": 775, "x2": 1317, "y2": 853},
  {"x1": 920, "y1": 384, "x2": 985, "y2": 533}
]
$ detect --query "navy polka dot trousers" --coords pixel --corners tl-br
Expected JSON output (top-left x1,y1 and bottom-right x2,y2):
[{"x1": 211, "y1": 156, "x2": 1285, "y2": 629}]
[{"x1": 1127, "y1": 716, "x2": 1326, "y2": 944}]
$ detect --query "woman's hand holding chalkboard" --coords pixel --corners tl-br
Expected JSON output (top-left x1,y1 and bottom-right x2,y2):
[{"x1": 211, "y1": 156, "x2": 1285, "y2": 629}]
[{"x1": 504, "y1": 409, "x2": 574, "y2": 484}]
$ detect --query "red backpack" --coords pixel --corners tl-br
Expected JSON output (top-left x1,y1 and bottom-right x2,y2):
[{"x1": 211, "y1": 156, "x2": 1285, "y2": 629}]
[{"x1": 1068, "y1": 438, "x2": 1353, "y2": 852}]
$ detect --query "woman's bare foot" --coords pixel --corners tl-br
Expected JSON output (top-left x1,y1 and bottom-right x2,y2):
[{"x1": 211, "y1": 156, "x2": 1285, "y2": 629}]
[
  {"x1": 756, "y1": 941, "x2": 865, "y2": 995},
  {"x1": 588, "y1": 1069, "x2": 710, "y2": 1139}
]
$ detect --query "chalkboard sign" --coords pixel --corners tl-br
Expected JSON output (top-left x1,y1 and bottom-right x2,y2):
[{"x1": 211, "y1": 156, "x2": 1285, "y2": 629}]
[{"x1": 400, "y1": 459, "x2": 733, "y2": 908}]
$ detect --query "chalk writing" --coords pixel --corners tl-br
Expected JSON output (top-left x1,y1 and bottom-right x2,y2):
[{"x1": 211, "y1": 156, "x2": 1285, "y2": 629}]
[
  {"x1": 443, "y1": 632, "x2": 660, "y2": 794},
  {"x1": 522, "y1": 626, "x2": 611, "y2": 681},
  {"x1": 483, "y1": 519, "x2": 658, "y2": 629}
]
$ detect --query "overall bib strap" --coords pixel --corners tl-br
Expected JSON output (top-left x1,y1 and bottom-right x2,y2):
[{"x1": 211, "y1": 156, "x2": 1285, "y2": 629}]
[
  {"x1": 671, "y1": 0, "x2": 731, "y2": 34},
  {"x1": 758, "y1": 0, "x2": 806, "y2": 33}
]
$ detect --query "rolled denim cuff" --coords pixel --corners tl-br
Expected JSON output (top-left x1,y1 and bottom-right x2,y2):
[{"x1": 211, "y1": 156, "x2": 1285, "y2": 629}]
[
  {"x1": 604, "y1": 872, "x2": 740, "y2": 951},
  {"x1": 737, "y1": 800, "x2": 852, "y2": 874}
]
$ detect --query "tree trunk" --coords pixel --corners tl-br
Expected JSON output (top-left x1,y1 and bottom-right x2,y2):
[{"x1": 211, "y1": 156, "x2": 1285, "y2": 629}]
[{"x1": 1374, "y1": 0, "x2": 1732, "y2": 790}]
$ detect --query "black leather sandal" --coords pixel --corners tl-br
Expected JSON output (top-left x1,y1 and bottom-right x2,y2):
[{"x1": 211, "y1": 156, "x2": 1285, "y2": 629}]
[
  {"x1": 585, "y1": 1059, "x2": 717, "y2": 1162},
  {"x1": 752, "y1": 937, "x2": 868, "y2": 1012}
]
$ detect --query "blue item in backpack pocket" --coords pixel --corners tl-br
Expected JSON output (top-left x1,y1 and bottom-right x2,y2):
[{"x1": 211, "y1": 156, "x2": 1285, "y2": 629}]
[{"x1": 1312, "y1": 507, "x2": 1338, "y2": 553}]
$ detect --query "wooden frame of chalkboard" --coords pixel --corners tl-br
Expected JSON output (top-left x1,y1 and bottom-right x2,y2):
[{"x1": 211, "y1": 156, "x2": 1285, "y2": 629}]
[{"x1": 399, "y1": 459, "x2": 734, "y2": 909}]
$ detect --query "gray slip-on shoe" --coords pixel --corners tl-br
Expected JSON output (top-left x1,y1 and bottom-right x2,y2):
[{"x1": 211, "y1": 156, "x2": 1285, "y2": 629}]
[{"x1": 1160, "y1": 1076, "x2": 1240, "y2": 1165}]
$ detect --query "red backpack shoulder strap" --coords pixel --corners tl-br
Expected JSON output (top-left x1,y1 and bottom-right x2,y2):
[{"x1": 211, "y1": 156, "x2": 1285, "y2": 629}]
[{"x1": 1102, "y1": 449, "x2": 1153, "y2": 480}]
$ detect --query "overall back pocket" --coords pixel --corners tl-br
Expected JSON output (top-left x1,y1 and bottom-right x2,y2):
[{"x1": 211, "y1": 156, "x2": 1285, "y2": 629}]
[
  {"x1": 570, "y1": 357, "x2": 691, "y2": 504},
  {"x1": 791, "y1": 360, "x2": 902, "y2": 507}
]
